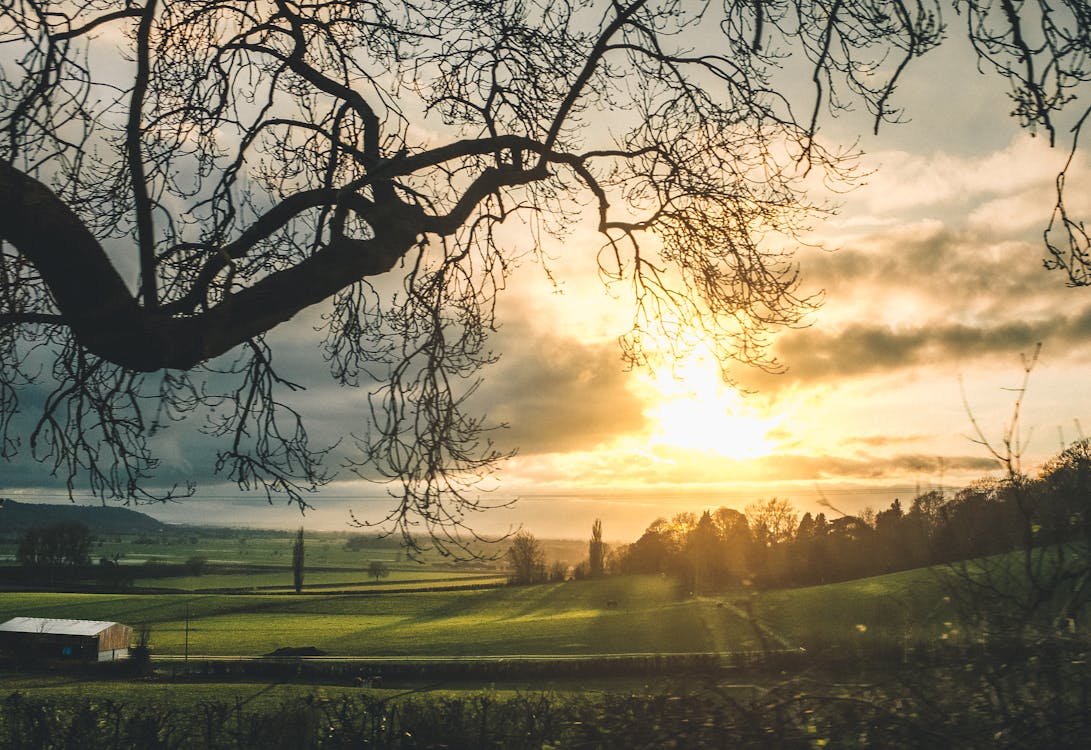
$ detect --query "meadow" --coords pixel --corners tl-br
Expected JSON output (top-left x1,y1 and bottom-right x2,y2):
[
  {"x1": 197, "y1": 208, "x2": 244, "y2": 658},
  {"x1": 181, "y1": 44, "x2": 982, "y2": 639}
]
[
  {"x1": 0, "y1": 575, "x2": 764, "y2": 657},
  {"x1": 0, "y1": 522, "x2": 983, "y2": 671},
  {"x1": 4, "y1": 550, "x2": 1083, "y2": 748},
  {"x1": 0, "y1": 567, "x2": 962, "y2": 660},
  {"x1": 753, "y1": 566, "x2": 958, "y2": 655}
]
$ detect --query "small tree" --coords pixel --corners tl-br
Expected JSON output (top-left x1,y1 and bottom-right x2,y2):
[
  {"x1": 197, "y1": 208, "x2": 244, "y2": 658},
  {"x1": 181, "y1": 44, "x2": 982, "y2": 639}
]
[
  {"x1": 344, "y1": 535, "x2": 369, "y2": 552},
  {"x1": 952, "y1": 347, "x2": 1091, "y2": 645},
  {"x1": 685, "y1": 511, "x2": 720, "y2": 594},
  {"x1": 130, "y1": 623, "x2": 153, "y2": 676},
  {"x1": 184, "y1": 555, "x2": 208, "y2": 576},
  {"x1": 95, "y1": 552, "x2": 133, "y2": 591},
  {"x1": 589, "y1": 519, "x2": 607, "y2": 579},
  {"x1": 368, "y1": 560, "x2": 390, "y2": 581},
  {"x1": 506, "y1": 531, "x2": 546, "y2": 585},
  {"x1": 292, "y1": 528, "x2": 305, "y2": 594},
  {"x1": 548, "y1": 560, "x2": 569, "y2": 582}
]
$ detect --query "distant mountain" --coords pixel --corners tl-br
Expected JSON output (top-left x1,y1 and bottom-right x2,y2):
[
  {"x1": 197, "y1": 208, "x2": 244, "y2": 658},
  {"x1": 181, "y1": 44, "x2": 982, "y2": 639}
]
[{"x1": 0, "y1": 499, "x2": 167, "y2": 535}]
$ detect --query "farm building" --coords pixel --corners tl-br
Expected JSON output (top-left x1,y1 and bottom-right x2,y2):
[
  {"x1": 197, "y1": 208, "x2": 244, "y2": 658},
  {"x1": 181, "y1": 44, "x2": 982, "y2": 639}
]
[{"x1": 0, "y1": 617, "x2": 132, "y2": 662}]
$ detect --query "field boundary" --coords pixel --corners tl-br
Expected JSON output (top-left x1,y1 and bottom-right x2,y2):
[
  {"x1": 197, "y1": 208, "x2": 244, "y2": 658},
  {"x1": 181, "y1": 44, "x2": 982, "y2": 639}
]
[
  {"x1": 187, "y1": 577, "x2": 508, "y2": 595},
  {"x1": 155, "y1": 650, "x2": 803, "y2": 662},
  {"x1": 150, "y1": 649, "x2": 809, "y2": 682}
]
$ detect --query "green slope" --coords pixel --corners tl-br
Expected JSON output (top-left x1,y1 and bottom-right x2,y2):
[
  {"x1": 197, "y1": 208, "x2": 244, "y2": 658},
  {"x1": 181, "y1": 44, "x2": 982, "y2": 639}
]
[{"x1": 0, "y1": 566, "x2": 989, "y2": 659}]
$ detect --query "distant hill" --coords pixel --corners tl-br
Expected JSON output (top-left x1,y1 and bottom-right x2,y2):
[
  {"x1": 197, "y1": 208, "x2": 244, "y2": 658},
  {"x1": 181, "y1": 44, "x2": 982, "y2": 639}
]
[{"x1": 0, "y1": 499, "x2": 166, "y2": 535}]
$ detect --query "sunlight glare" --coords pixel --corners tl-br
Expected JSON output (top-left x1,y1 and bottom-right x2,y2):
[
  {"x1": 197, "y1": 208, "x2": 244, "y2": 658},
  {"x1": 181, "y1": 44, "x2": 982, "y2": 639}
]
[{"x1": 642, "y1": 357, "x2": 781, "y2": 459}]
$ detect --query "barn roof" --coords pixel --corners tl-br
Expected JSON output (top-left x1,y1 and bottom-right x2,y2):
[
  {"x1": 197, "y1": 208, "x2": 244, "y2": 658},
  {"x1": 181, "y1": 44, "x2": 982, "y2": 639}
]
[{"x1": 0, "y1": 617, "x2": 122, "y2": 637}]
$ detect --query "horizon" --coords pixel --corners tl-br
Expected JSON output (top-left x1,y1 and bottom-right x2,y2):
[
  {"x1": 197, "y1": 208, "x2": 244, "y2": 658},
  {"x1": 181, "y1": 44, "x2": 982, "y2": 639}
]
[{"x1": 0, "y1": 477, "x2": 990, "y2": 541}]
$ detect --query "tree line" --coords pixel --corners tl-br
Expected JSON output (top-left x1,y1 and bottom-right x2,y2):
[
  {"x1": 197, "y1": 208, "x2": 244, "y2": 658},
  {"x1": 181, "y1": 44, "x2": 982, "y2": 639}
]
[
  {"x1": 506, "y1": 518, "x2": 614, "y2": 585},
  {"x1": 528, "y1": 440, "x2": 1091, "y2": 592}
]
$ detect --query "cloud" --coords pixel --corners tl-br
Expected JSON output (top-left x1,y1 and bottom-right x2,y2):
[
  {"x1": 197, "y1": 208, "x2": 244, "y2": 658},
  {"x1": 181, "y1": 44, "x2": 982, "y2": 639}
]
[
  {"x1": 745, "y1": 451, "x2": 997, "y2": 482},
  {"x1": 798, "y1": 136, "x2": 1091, "y2": 335},
  {"x1": 746, "y1": 186, "x2": 1091, "y2": 394},
  {"x1": 742, "y1": 305, "x2": 1091, "y2": 393},
  {"x1": 802, "y1": 222, "x2": 1064, "y2": 320},
  {"x1": 841, "y1": 433, "x2": 932, "y2": 449},
  {"x1": 502, "y1": 444, "x2": 998, "y2": 490},
  {"x1": 475, "y1": 320, "x2": 647, "y2": 455},
  {"x1": 849, "y1": 135, "x2": 1063, "y2": 219}
]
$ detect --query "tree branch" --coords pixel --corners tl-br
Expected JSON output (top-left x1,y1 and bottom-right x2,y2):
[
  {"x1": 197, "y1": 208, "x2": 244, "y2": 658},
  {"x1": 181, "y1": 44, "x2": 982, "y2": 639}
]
[
  {"x1": 128, "y1": 0, "x2": 158, "y2": 309},
  {"x1": 0, "y1": 161, "x2": 421, "y2": 371}
]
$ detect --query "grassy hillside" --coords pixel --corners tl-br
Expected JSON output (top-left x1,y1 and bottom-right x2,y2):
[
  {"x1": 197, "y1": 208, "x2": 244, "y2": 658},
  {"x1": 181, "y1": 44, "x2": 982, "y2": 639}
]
[
  {"x1": 2, "y1": 563, "x2": 1086, "y2": 749},
  {"x1": 0, "y1": 576, "x2": 773, "y2": 656},
  {"x1": 0, "y1": 566, "x2": 964, "y2": 659},
  {"x1": 750, "y1": 565, "x2": 957, "y2": 655}
]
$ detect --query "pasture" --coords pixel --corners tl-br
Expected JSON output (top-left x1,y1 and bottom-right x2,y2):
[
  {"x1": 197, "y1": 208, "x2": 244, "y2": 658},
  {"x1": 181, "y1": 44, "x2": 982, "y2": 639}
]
[
  {"x1": 3, "y1": 565, "x2": 1046, "y2": 749},
  {"x1": 0, "y1": 567, "x2": 962, "y2": 661},
  {"x1": 0, "y1": 527, "x2": 507, "y2": 593},
  {"x1": 753, "y1": 566, "x2": 958, "y2": 655},
  {"x1": 0, "y1": 575, "x2": 769, "y2": 657}
]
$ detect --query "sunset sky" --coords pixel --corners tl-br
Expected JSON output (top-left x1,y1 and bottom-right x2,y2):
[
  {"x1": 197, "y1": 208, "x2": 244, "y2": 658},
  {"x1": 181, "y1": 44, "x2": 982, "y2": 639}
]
[{"x1": 7, "y1": 22, "x2": 1091, "y2": 541}]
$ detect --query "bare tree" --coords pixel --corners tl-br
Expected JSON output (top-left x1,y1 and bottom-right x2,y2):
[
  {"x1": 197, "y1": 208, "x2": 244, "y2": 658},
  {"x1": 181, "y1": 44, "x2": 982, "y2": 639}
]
[
  {"x1": 506, "y1": 530, "x2": 545, "y2": 585},
  {"x1": 0, "y1": 1, "x2": 1087, "y2": 554},
  {"x1": 746, "y1": 497, "x2": 799, "y2": 546},
  {"x1": 955, "y1": 345, "x2": 1091, "y2": 645}
]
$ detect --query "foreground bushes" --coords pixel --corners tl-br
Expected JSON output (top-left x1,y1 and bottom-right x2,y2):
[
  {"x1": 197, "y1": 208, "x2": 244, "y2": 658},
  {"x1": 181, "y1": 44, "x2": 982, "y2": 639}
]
[
  {"x1": 3, "y1": 654, "x2": 1091, "y2": 750},
  {"x1": 0, "y1": 689, "x2": 886, "y2": 749},
  {"x1": 162, "y1": 652, "x2": 724, "y2": 683}
]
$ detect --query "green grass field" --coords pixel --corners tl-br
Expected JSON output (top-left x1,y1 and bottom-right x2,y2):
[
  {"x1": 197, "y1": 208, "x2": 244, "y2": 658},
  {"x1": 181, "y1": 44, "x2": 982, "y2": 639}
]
[
  {"x1": 0, "y1": 567, "x2": 967, "y2": 660},
  {"x1": 1, "y1": 528, "x2": 508, "y2": 595},
  {"x1": 89, "y1": 534, "x2": 421, "y2": 569},
  {"x1": 130, "y1": 569, "x2": 505, "y2": 592},
  {"x1": 0, "y1": 518, "x2": 983, "y2": 670},
  {"x1": 0, "y1": 575, "x2": 775, "y2": 656},
  {"x1": 751, "y1": 566, "x2": 959, "y2": 653},
  {"x1": 0, "y1": 674, "x2": 379, "y2": 708},
  {"x1": 2, "y1": 555, "x2": 1084, "y2": 748}
]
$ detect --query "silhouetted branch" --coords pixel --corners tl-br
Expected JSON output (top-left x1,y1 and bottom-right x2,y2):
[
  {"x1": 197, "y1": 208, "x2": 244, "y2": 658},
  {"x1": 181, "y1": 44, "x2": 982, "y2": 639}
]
[{"x1": 0, "y1": 0, "x2": 1087, "y2": 552}]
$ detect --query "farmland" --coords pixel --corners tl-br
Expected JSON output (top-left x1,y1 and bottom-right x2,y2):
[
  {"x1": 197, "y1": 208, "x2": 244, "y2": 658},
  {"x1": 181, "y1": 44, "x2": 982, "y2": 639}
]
[
  {"x1": 0, "y1": 575, "x2": 763, "y2": 657},
  {"x1": 0, "y1": 561, "x2": 969, "y2": 737},
  {"x1": 0, "y1": 524, "x2": 967, "y2": 660},
  {"x1": 2, "y1": 523, "x2": 1086, "y2": 748},
  {"x1": 3, "y1": 540, "x2": 1088, "y2": 748},
  {"x1": 0, "y1": 564, "x2": 963, "y2": 661}
]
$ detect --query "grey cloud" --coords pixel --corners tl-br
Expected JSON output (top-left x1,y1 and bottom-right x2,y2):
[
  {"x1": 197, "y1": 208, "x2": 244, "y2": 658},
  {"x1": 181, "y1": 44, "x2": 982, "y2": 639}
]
[
  {"x1": 801, "y1": 224, "x2": 1068, "y2": 312},
  {"x1": 476, "y1": 323, "x2": 647, "y2": 455},
  {"x1": 1, "y1": 290, "x2": 649, "y2": 504},
  {"x1": 531, "y1": 449, "x2": 999, "y2": 487},
  {"x1": 251, "y1": 290, "x2": 649, "y2": 458},
  {"x1": 741, "y1": 310, "x2": 1088, "y2": 391},
  {"x1": 739, "y1": 215, "x2": 1091, "y2": 393},
  {"x1": 743, "y1": 452, "x2": 996, "y2": 482}
]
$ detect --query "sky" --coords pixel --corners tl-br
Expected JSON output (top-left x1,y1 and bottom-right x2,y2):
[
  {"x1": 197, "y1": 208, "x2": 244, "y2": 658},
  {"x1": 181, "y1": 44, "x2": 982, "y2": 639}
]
[{"x1": 6, "y1": 8, "x2": 1091, "y2": 542}]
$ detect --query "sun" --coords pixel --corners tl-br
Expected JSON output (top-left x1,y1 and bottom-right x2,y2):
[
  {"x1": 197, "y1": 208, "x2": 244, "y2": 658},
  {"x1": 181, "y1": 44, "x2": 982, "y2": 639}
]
[{"x1": 641, "y1": 357, "x2": 781, "y2": 460}]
